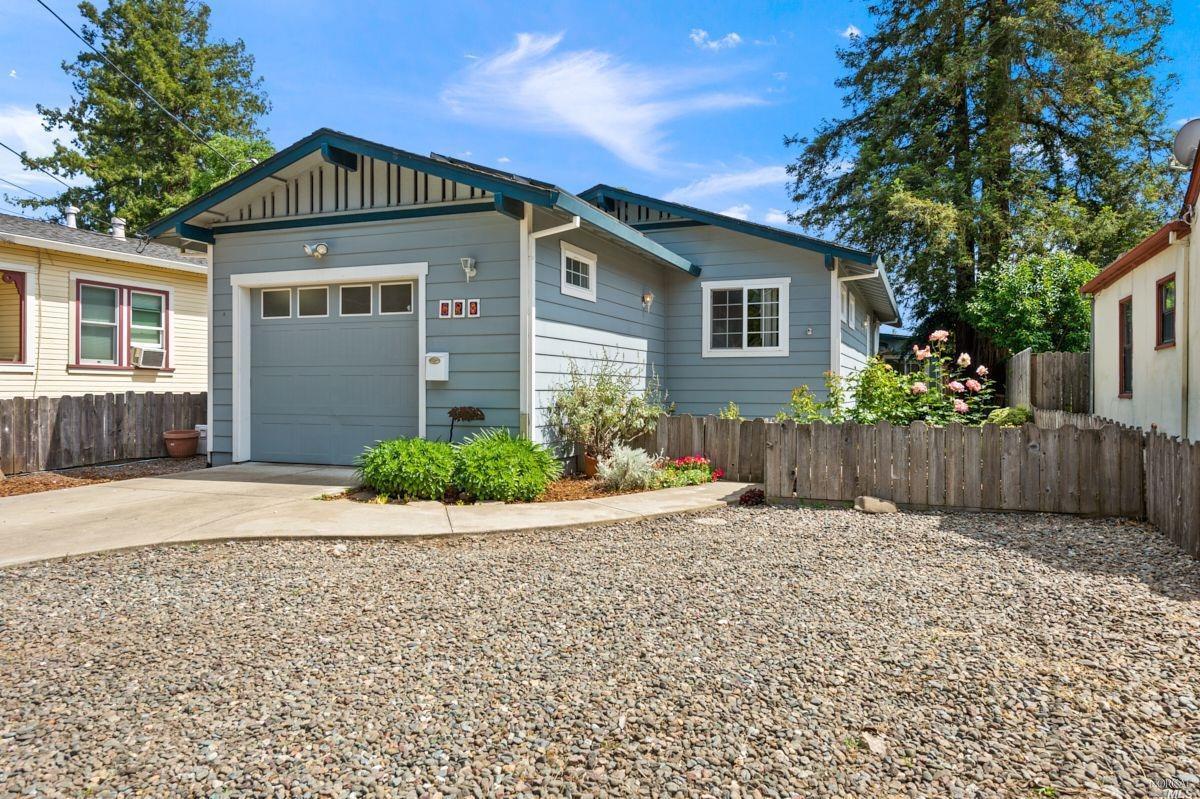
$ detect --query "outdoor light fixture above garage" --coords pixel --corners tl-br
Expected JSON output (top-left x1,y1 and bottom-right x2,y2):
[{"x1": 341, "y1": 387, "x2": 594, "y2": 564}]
[{"x1": 303, "y1": 242, "x2": 329, "y2": 259}]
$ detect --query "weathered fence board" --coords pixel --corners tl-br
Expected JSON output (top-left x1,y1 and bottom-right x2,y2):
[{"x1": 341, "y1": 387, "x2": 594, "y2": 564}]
[
  {"x1": 1007, "y1": 349, "x2": 1091, "y2": 413},
  {"x1": 0, "y1": 392, "x2": 206, "y2": 475}
]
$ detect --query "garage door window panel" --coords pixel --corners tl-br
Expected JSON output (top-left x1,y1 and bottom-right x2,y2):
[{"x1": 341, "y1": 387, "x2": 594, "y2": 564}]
[
  {"x1": 380, "y1": 282, "x2": 414, "y2": 315},
  {"x1": 340, "y1": 284, "x2": 373, "y2": 316},
  {"x1": 261, "y1": 289, "x2": 291, "y2": 319},
  {"x1": 298, "y1": 287, "x2": 329, "y2": 318}
]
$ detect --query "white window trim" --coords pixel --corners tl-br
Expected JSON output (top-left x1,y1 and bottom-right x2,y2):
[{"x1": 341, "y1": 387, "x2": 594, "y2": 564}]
[
  {"x1": 338, "y1": 284, "x2": 374, "y2": 317},
  {"x1": 78, "y1": 284, "x2": 121, "y2": 365},
  {"x1": 0, "y1": 262, "x2": 36, "y2": 374},
  {"x1": 560, "y1": 242, "x2": 598, "y2": 303},
  {"x1": 296, "y1": 286, "x2": 329, "y2": 318},
  {"x1": 379, "y1": 281, "x2": 415, "y2": 315},
  {"x1": 260, "y1": 288, "x2": 292, "y2": 319},
  {"x1": 129, "y1": 289, "x2": 166, "y2": 351},
  {"x1": 701, "y1": 277, "x2": 790, "y2": 359},
  {"x1": 848, "y1": 291, "x2": 857, "y2": 327}
]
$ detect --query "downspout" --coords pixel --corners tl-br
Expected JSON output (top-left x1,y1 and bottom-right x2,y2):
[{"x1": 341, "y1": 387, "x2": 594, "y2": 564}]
[{"x1": 521, "y1": 211, "x2": 580, "y2": 441}]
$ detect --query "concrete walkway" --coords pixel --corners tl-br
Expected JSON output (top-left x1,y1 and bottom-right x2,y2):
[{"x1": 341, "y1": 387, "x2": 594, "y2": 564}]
[{"x1": 0, "y1": 462, "x2": 752, "y2": 567}]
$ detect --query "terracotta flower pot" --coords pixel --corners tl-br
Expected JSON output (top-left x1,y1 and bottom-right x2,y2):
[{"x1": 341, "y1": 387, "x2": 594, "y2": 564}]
[
  {"x1": 581, "y1": 453, "x2": 599, "y2": 477},
  {"x1": 163, "y1": 429, "x2": 200, "y2": 458}
]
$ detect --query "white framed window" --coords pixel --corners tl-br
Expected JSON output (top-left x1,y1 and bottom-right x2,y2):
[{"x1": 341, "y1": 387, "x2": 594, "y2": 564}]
[
  {"x1": 297, "y1": 286, "x2": 329, "y2": 318},
  {"x1": 130, "y1": 290, "x2": 165, "y2": 350},
  {"x1": 560, "y1": 242, "x2": 597, "y2": 302},
  {"x1": 840, "y1": 284, "x2": 849, "y2": 323},
  {"x1": 339, "y1": 284, "x2": 373, "y2": 316},
  {"x1": 79, "y1": 284, "x2": 120, "y2": 364},
  {"x1": 379, "y1": 281, "x2": 414, "y2": 314},
  {"x1": 261, "y1": 288, "x2": 291, "y2": 319},
  {"x1": 701, "y1": 277, "x2": 790, "y2": 358}
]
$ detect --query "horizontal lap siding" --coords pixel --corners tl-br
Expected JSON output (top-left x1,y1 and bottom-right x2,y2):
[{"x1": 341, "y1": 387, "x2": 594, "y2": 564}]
[
  {"x1": 210, "y1": 213, "x2": 520, "y2": 458},
  {"x1": 648, "y1": 226, "x2": 832, "y2": 420},
  {"x1": 0, "y1": 242, "x2": 208, "y2": 401},
  {"x1": 533, "y1": 216, "x2": 668, "y2": 443}
]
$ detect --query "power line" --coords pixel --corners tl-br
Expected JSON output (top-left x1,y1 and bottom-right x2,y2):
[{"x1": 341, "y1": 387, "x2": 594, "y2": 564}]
[
  {"x1": 0, "y1": 139, "x2": 73, "y2": 189},
  {"x1": 35, "y1": 0, "x2": 236, "y2": 170},
  {"x1": 0, "y1": 176, "x2": 52, "y2": 200}
]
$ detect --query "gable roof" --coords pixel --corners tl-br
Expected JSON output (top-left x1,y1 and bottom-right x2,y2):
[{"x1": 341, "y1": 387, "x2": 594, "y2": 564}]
[
  {"x1": 1082, "y1": 155, "x2": 1199, "y2": 295},
  {"x1": 579, "y1": 184, "x2": 901, "y2": 324},
  {"x1": 145, "y1": 129, "x2": 696, "y2": 276},
  {"x1": 0, "y1": 212, "x2": 205, "y2": 273}
]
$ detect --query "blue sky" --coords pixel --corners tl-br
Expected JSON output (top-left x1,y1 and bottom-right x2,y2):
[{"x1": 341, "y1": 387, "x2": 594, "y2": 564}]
[{"x1": 2, "y1": 0, "x2": 1199, "y2": 235}]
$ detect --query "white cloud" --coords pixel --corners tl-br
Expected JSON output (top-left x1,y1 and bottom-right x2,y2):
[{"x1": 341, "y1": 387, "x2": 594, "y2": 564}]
[
  {"x1": 7, "y1": 70, "x2": 16, "y2": 79},
  {"x1": 664, "y1": 165, "x2": 788, "y2": 204},
  {"x1": 772, "y1": 71, "x2": 787, "y2": 81},
  {"x1": 442, "y1": 33, "x2": 761, "y2": 171},
  {"x1": 841, "y1": 24, "x2": 862, "y2": 39},
  {"x1": 0, "y1": 106, "x2": 85, "y2": 195},
  {"x1": 496, "y1": 156, "x2": 511, "y2": 164},
  {"x1": 718, "y1": 203, "x2": 751, "y2": 220},
  {"x1": 763, "y1": 208, "x2": 789, "y2": 225},
  {"x1": 689, "y1": 29, "x2": 743, "y2": 51}
]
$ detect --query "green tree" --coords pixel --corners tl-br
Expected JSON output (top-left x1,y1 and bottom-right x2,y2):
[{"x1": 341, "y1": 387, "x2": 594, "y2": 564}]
[
  {"x1": 190, "y1": 134, "x2": 275, "y2": 198},
  {"x1": 965, "y1": 252, "x2": 1098, "y2": 353},
  {"x1": 786, "y1": 0, "x2": 1178, "y2": 349},
  {"x1": 17, "y1": 0, "x2": 269, "y2": 232}
]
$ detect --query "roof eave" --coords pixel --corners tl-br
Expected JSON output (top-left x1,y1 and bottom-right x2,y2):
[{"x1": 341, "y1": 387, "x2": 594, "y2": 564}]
[
  {"x1": 1080, "y1": 220, "x2": 1190, "y2": 295},
  {"x1": 0, "y1": 231, "x2": 205, "y2": 274}
]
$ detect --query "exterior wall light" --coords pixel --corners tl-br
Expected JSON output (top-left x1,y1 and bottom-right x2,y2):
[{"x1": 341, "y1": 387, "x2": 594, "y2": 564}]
[
  {"x1": 303, "y1": 242, "x2": 329, "y2": 259},
  {"x1": 461, "y1": 257, "x2": 477, "y2": 282},
  {"x1": 642, "y1": 291, "x2": 654, "y2": 312}
]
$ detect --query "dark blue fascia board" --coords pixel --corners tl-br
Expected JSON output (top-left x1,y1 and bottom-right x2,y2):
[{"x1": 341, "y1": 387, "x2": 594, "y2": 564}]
[
  {"x1": 210, "y1": 201, "x2": 495, "y2": 236},
  {"x1": 176, "y1": 221, "x2": 214, "y2": 244},
  {"x1": 554, "y1": 192, "x2": 698, "y2": 276},
  {"x1": 581, "y1": 184, "x2": 876, "y2": 267},
  {"x1": 146, "y1": 129, "x2": 559, "y2": 239},
  {"x1": 320, "y1": 143, "x2": 358, "y2": 171},
  {"x1": 630, "y1": 220, "x2": 708, "y2": 232}
]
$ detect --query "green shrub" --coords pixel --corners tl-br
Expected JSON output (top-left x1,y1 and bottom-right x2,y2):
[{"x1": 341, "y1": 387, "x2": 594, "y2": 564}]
[
  {"x1": 454, "y1": 429, "x2": 563, "y2": 501},
  {"x1": 355, "y1": 437, "x2": 456, "y2": 500},
  {"x1": 597, "y1": 444, "x2": 659, "y2": 490},
  {"x1": 654, "y1": 456, "x2": 723, "y2": 488},
  {"x1": 716, "y1": 401, "x2": 741, "y2": 421},
  {"x1": 986, "y1": 405, "x2": 1034, "y2": 427}
]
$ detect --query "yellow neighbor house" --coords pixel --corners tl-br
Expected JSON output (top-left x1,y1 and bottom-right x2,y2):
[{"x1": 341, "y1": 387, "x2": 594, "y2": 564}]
[{"x1": 0, "y1": 211, "x2": 208, "y2": 401}]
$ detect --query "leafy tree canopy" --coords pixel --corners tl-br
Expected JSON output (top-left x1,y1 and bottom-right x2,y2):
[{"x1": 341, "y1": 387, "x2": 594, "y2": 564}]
[
  {"x1": 17, "y1": 0, "x2": 269, "y2": 233},
  {"x1": 190, "y1": 134, "x2": 275, "y2": 198},
  {"x1": 787, "y1": 0, "x2": 1179, "y2": 350},
  {"x1": 965, "y1": 252, "x2": 1098, "y2": 353}
]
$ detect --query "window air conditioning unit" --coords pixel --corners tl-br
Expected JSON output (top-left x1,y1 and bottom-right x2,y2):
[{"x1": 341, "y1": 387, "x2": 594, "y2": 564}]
[{"x1": 130, "y1": 346, "x2": 166, "y2": 369}]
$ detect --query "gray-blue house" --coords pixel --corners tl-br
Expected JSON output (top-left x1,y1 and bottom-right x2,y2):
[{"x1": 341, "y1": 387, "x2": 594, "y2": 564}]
[{"x1": 148, "y1": 130, "x2": 900, "y2": 466}]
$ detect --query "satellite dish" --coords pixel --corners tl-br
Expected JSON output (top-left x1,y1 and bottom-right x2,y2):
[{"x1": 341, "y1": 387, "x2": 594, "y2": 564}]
[{"x1": 1172, "y1": 118, "x2": 1200, "y2": 167}]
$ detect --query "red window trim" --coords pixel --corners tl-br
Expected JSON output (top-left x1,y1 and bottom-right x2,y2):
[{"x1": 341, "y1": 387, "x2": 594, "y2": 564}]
[
  {"x1": 73, "y1": 278, "x2": 171, "y2": 370},
  {"x1": 1, "y1": 270, "x2": 27, "y2": 365},
  {"x1": 1155, "y1": 272, "x2": 1176, "y2": 350},
  {"x1": 1118, "y1": 294, "x2": 1133, "y2": 398}
]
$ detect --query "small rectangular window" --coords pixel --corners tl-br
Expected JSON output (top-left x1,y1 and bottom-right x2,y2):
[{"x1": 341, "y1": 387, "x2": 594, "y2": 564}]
[
  {"x1": 130, "y1": 291, "x2": 164, "y2": 348},
  {"x1": 297, "y1": 286, "x2": 328, "y2": 317},
  {"x1": 380, "y1": 282, "x2": 414, "y2": 314},
  {"x1": 340, "y1": 284, "x2": 372, "y2": 316},
  {"x1": 1119, "y1": 296, "x2": 1133, "y2": 397},
  {"x1": 560, "y1": 243, "x2": 597, "y2": 302},
  {"x1": 1157, "y1": 274, "x2": 1176, "y2": 348},
  {"x1": 261, "y1": 288, "x2": 291, "y2": 319}
]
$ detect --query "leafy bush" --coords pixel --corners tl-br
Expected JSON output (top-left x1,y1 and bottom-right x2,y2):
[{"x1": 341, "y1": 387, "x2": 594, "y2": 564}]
[
  {"x1": 597, "y1": 444, "x2": 659, "y2": 491},
  {"x1": 545, "y1": 353, "x2": 672, "y2": 458},
  {"x1": 716, "y1": 401, "x2": 742, "y2": 420},
  {"x1": 453, "y1": 428, "x2": 562, "y2": 502},
  {"x1": 355, "y1": 437, "x2": 456, "y2": 500},
  {"x1": 739, "y1": 487, "x2": 766, "y2": 506},
  {"x1": 776, "y1": 377, "x2": 847, "y2": 423},
  {"x1": 986, "y1": 405, "x2": 1034, "y2": 427},
  {"x1": 655, "y1": 455, "x2": 724, "y2": 488}
]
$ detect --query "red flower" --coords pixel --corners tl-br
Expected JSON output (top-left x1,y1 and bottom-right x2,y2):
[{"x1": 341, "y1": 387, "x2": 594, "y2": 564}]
[{"x1": 712, "y1": 468, "x2": 725, "y2": 481}]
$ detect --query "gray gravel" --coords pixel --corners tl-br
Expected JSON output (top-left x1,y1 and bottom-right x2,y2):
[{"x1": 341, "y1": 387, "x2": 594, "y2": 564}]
[{"x1": 1, "y1": 507, "x2": 1198, "y2": 798}]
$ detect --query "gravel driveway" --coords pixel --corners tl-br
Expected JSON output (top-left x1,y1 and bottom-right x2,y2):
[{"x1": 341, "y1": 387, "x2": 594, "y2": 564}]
[{"x1": 1, "y1": 507, "x2": 1197, "y2": 798}]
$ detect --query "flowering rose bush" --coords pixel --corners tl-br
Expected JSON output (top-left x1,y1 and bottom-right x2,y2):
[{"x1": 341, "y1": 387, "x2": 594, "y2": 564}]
[
  {"x1": 655, "y1": 455, "x2": 724, "y2": 487},
  {"x1": 779, "y1": 330, "x2": 998, "y2": 425}
]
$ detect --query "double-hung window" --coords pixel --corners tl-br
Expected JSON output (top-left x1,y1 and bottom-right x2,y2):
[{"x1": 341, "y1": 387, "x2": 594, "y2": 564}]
[
  {"x1": 76, "y1": 279, "x2": 169, "y2": 368},
  {"x1": 1156, "y1": 274, "x2": 1176, "y2": 349},
  {"x1": 1118, "y1": 295, "x2": 1133, "y2": 397},
  {"x1": 702, "y1": 278, "x2": 790, "y2": 358}
]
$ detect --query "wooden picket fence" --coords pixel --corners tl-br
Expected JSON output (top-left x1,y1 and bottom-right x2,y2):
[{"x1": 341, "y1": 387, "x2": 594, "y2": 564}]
[
  {"x1": 0, "y1": 392, "x2": 206, "y2": 475},
  {"x1": 1144, "y1": 432, "x2": 1200, "y2": 558},
  {"x1": 1006, "y1": 349, "x2": 1090, "y2": 413}
]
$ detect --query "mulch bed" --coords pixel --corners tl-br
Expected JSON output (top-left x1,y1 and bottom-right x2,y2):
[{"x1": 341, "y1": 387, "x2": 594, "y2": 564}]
[{"x1": 0, "y1": 456, "x2": 207, "y2": 498}]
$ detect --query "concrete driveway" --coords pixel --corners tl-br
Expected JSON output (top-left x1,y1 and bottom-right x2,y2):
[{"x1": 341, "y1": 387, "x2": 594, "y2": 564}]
[{"x1": 0, "y1": 462, "x2": 749, "y2": 567}]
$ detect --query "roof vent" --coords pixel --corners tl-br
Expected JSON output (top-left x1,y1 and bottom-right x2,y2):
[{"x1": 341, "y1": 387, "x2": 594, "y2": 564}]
[
  {"x1": 111, "y1": 216, "x2": 126, "y2": 240},
  {"x1": 64, "y1": 205, "x2": 79, "y2": 228}
]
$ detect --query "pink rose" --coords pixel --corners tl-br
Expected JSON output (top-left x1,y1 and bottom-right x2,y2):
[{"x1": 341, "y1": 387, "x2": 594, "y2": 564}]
[
  {"x1": 913, "y1": 346, "x2": 932, "y2": 361},
  {"x1": 948, "y1": 380, "x2": 965, "y2": 393},
  {"x1": 957, "y1": 353, "x2": 971, "y2": 368},
  {"x1": 953, "y1": 399, "x2": 969, "y2": 413},
  {"x1": 929, "y1": 329, "x2": 950, "y2": 343},
  {"x1": 965, "y1": 378, "x2": 982, "y2": 393},
  {"x1": 976, "y1": 365, "x2": 988, "y2": 377},
  {"x1": 911, "y1": 381, "x2": 929, "y2": 395}
]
